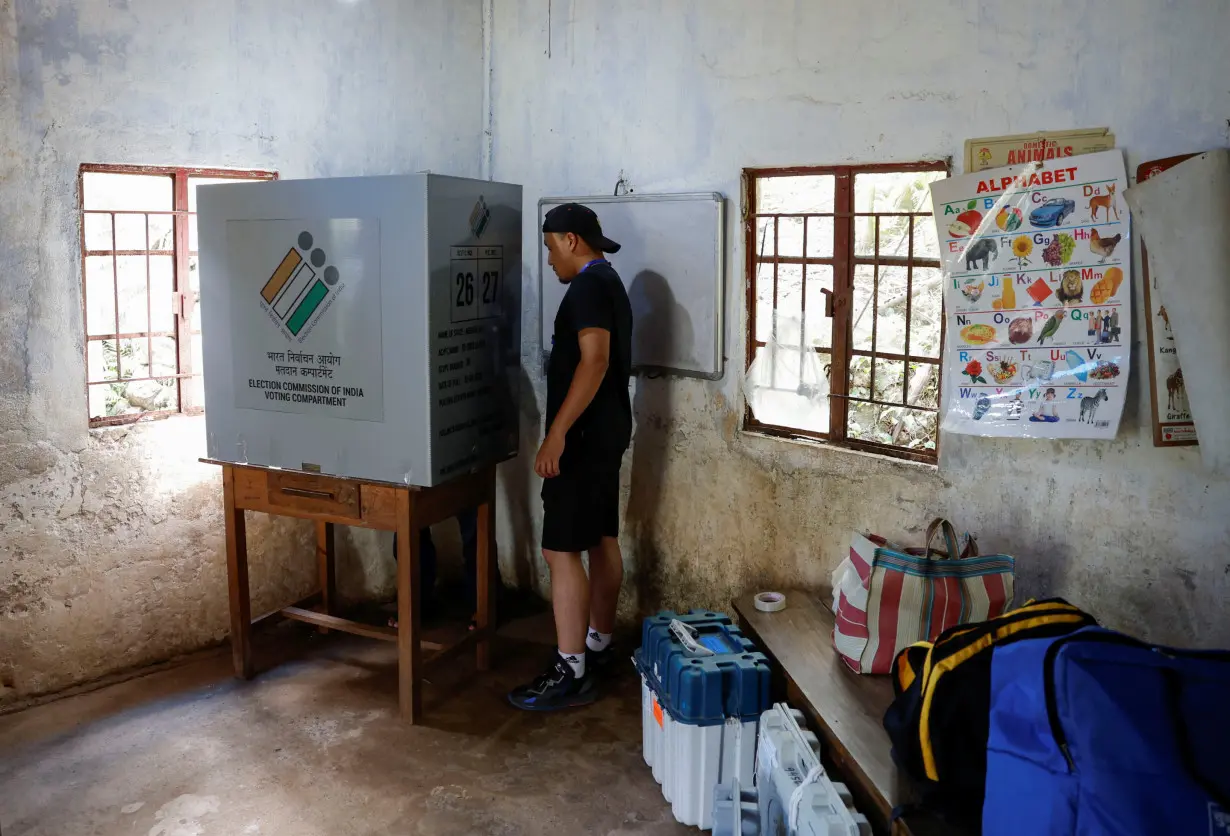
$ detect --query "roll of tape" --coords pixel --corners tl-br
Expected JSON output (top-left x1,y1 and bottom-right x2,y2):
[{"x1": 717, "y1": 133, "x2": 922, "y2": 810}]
[{"x1": 754, "y1": 591, "x2": 787, "y2": 612}]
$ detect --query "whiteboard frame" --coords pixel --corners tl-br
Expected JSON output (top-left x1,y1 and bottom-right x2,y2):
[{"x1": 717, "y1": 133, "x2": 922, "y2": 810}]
[{"x1": 538, "y1": 192, "x2": 726, "y2": 380}]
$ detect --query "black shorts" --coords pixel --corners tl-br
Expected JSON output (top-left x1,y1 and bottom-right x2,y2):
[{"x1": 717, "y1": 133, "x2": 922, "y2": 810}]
[{"x1": 541, "y1": 450, "x2": 622, "y2": 553}]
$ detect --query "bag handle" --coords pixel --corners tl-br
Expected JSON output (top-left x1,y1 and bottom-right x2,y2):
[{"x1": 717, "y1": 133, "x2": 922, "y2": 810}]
[
  {"x1": 923, "y1": 518, "x2": 961, "y2": 560},
  {"x1": 1163, "y1": 666, "x2": 1230, "y2": 809},
  {"x1": 923, "y1": 517, "x2": 980, "y2": 559},
  {"x1": 962, "y1": 534, "x2": 980, "y2": 558}
]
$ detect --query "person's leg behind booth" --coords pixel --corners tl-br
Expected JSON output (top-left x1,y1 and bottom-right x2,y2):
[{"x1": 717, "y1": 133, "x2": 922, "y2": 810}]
[
  {"x1": 389, "y1": 527, "x2": 438, "y2": 627},
  {"x1": 457, "y1": 507, "x2": 480, "y2": 629}
]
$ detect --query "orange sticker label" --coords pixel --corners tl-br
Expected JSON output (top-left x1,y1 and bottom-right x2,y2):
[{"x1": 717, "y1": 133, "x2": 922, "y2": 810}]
[{"x1": 652, "y1": 695, "x2": 664, "y2": 728}]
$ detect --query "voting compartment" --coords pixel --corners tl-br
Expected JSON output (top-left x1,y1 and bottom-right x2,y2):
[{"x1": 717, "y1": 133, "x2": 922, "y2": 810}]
[{"x1": 197, "y1": 174, "x2": 522, "y2": 486}]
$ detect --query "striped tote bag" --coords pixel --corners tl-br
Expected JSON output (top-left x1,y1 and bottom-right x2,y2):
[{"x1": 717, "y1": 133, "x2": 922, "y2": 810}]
[{"x1": 831, "y1": 518, "x2": 1015, "y2": 674}]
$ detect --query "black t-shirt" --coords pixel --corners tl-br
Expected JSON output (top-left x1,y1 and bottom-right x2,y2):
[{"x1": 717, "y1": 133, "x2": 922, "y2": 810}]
[{"x1": 546, "y1": 261, "x2": 633, "y2": 458}]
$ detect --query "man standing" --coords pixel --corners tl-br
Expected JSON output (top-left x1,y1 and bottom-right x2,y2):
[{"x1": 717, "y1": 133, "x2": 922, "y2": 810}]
[{"x1": 508, "y1": 203, "x2": 633, "y2": 711}]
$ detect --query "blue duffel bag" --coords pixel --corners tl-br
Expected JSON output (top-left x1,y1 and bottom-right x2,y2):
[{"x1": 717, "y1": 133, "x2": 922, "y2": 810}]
[{"x1": 984, "y1": 625, "x2": 1230, "y2": 835}]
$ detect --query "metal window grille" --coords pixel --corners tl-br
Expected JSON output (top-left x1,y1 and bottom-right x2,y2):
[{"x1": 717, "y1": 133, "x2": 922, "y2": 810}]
[
  {"x1": 743, "y1": 161, "x2": 950, "y2": 463},
  {"x1": 80, "y1": 164, "x2": 276, "y2": 427}
]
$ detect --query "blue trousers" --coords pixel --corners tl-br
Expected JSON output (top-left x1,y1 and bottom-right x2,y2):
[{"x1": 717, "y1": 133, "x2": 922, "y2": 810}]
[{"x1": 392, "y1": 508, "x2": 479, "y2": 608}]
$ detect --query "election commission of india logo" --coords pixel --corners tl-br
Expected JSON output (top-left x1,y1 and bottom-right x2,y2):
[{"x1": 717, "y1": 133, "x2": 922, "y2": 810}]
[
  {"x1": 258, "y1": 230, "x2": 341, "y2": 337},
  {"x1": 470, "y1": 196, "x2": 490, "y2": 239}
]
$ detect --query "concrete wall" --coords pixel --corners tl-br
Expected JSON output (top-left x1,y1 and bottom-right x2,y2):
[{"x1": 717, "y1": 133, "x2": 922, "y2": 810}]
[
  {"x1": 0, "y1": 0, "x2": 483, "y2": 701},
  {"x1": 6, "y1": 0, "x2": 1230, "y2": 704},
  {"x1": 491, "y1": 0, "x2": 1230, "y2": 645}
]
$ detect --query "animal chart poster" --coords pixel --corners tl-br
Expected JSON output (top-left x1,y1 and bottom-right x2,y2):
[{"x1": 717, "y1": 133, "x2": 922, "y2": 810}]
[
  {"x1": 1137, "y1": 155, "x2": 1198, "y2": 446},
  {"x1": 930, "y1": 150, "x2": 1131, "y2": 439},
  {"x1": 963, "y1": 127, "x2": 1115, "y2": 173}
]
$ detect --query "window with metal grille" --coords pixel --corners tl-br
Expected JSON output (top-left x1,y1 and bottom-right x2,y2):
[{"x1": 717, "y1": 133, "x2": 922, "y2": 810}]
[
  {"x1": 80, "y1": 164, "x2": 276, "y2": 427},
  {"x1": 744, "y1": 162, "x2": 949, "y2": 462}
]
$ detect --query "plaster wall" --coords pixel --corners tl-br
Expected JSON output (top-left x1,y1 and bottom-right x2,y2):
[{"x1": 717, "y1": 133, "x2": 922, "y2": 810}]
[
  {"x1": 0, "y1": 0, "x2": 484, "y2": 701},
  {"x1": 490, "y1": 0, "x2": 1230, "y2": 644}
]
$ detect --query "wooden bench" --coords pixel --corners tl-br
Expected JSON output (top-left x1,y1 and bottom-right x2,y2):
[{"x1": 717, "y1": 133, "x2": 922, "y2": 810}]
[{"x1": 734, "y1": 591, "x2": 971, "y2": 836}]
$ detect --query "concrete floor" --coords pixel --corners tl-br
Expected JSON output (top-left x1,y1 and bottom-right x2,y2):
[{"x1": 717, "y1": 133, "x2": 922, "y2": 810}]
[{"x1": 0, "y1": 615, "x2": 690, "y2": 835}]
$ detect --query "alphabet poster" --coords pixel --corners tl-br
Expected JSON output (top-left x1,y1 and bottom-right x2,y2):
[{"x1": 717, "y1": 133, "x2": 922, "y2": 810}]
[{"x1": 930, "y1": 150, "x2": 1131, "y2": 439}]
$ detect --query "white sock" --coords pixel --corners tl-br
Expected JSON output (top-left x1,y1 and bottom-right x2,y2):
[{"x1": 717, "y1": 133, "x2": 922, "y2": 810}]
[
  {"x1": 586, "y1": 628, "x2": 612, "y2": 653},
  {"x1": 559, "y1": 649, "x2": 585, "y2": 678}
]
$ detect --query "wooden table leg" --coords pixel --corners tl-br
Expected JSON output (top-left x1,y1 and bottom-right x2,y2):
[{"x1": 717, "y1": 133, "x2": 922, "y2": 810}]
[
  {"x1": 396, "y1": 490, "x2": 422, "y2": 723},
  {"x1": 476, "y1": 486, "x2": 496, "y2": 672},
  {"x1": 222, "y1": 466, "x2": 253, "y2": 679},
  {"x1": 316, "y1": 521, "x2": 336, "y2": 633}
]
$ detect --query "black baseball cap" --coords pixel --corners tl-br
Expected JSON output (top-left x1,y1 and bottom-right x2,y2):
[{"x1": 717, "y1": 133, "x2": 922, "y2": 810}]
[{"x1": 541, "y1": 203, "x2": 621, "y2": 253}]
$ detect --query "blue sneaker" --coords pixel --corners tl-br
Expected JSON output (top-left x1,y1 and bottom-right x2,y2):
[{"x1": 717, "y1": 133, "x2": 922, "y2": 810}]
[{"x1": 507, "y1": 655, "x2": 596, "y2": 711}]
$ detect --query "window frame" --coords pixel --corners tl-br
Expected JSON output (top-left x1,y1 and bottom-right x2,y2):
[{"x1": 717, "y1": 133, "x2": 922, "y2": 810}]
[
  {"x1": 79, "y1": 163, "x2": 277, "y2": 427},
  {"x1": 742, "y1": 160, "x2": 951, "y2": 464}
]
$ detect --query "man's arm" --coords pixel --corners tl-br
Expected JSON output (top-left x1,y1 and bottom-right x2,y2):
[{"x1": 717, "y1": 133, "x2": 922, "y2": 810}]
[{"x1": 535, "y1": 328, "x2": 609, "y2": 478}]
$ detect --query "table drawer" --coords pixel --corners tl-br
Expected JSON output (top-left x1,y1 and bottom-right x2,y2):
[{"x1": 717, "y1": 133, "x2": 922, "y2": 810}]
[
  {"x1": 227, "y1": 466, "x2": 404, "y2": 528},
  {"x1": 265, "y1": 471, "x2": 362, "y2": 519},
  {"x1": 223, "y1": 464, "x2": 494, "y2": 531}
]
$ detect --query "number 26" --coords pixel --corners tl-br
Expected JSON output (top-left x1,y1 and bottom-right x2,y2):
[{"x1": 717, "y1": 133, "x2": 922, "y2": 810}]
[{"x1": 455, "y1": 272, "x2": 475, "y2": 307}]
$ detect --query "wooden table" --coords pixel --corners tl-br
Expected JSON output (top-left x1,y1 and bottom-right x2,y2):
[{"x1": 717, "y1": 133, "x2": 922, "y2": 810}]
[
  {"x1": 205, "y1": 459, "x2": 498, "y2": 723},
  {"x1": 733, "y1": 592, "x2": 970, "y2": 836}
]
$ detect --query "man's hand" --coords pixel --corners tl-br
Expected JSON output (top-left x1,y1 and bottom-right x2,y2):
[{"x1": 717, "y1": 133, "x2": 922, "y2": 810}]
[
  {"x1": 535, "y1": 430, "x2": 566, "y2": 479},
  {"x1": 536, "y1": 328, "x2": 607, "y2": 480}
]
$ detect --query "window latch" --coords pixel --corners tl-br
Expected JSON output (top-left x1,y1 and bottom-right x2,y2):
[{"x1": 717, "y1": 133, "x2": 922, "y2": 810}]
[
  {"x1": 171, "y1": 290, "x2": 197, "y2": 319},
  {"x1": 820, "y1": 287, "x2": 834, "y2": 318}
]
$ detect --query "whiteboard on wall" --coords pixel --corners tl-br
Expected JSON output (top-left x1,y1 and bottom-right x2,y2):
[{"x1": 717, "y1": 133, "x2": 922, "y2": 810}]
[{"x1": 539, "y1": 193, "x2": 726, "y2": 379}]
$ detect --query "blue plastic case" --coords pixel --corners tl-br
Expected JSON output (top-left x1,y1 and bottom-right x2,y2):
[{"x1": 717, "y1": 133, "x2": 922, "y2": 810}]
[{"x1": 634, "y1": 609, "x2": 771, "y2": 727}]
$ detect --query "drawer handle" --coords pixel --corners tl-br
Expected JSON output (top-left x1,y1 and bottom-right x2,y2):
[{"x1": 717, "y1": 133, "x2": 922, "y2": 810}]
[{"x1": 280, "y1": 487, "x2": 336, "y2": 501}]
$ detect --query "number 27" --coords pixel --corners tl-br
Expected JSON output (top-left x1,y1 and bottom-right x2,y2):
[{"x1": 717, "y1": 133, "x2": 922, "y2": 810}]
[{"x1": 481, "y1": 271, "x2": 500, "y2": 304}]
